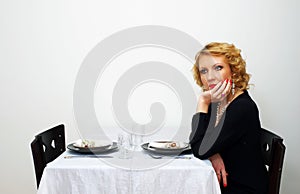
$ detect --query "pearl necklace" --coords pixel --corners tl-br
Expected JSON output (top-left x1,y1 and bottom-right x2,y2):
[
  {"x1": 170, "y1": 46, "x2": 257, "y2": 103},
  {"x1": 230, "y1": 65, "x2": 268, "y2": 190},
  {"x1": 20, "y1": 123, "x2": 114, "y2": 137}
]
[{"x1": 215, "y1": 100, "x2": 231, "y2": 127}]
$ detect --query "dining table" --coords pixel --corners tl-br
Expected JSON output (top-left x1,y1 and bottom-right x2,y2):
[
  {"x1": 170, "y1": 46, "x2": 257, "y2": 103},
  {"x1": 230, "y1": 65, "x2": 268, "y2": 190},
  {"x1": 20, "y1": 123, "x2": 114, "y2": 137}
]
[{"x1": 37, "y1": 141, "x2": 221, "y2": 194}]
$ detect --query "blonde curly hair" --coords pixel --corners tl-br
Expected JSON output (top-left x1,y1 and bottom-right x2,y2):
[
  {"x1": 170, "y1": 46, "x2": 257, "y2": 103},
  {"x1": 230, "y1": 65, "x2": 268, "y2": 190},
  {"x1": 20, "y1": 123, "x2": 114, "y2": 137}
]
[{"x1": 193, "y1": 42, "x2": 250, "y2": 91}]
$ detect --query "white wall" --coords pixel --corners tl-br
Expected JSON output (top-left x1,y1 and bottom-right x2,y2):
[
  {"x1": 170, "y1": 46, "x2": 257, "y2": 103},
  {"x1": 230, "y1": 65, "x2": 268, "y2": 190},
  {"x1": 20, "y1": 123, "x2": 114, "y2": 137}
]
[{"x1": 1, "y1": 0, "x2": 299, "y2": 193}]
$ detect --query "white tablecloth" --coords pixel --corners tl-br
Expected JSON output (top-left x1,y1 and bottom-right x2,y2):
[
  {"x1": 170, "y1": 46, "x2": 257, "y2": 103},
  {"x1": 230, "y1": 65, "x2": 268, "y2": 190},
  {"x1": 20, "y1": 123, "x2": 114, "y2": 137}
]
[{"x1": 37, "y1": 150, "x2": 221, "y2": 194}]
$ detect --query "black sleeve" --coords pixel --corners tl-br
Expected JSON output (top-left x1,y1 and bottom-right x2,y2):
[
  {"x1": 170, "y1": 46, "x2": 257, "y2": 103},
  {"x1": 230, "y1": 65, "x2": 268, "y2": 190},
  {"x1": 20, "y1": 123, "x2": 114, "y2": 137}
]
[{"x1": 190, "y1": 98, "x2": 259, "y2": 159}]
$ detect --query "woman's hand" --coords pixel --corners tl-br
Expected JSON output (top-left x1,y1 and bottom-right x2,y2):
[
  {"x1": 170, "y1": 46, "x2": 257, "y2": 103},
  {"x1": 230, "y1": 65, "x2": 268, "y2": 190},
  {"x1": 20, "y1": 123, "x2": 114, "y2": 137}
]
[
  {"x1": 209, "y1": 153, "x2": 228, "y2": 187},
  {"x1": 196, "y1": 79, "x2": 232, "y2": 113},
  {"x1": 209, "y1": 79, "x2": 232, "y2": 103}
]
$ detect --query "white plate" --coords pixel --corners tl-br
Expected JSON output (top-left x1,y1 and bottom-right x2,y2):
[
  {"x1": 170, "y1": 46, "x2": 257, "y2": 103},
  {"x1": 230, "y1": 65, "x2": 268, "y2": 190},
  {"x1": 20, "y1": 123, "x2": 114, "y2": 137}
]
[
  {"x1": 73, "y1": 139, "x2": 112, "y2": 149},
  {"x1": 141, "y1": 142, "x2": 191, "y2": 155},
  {"x1": 67, "y1": 142, "x2": 118, "y2": 154},
  {"x1": 148, "y1": 141, "x2": 189, "y2": 150}
]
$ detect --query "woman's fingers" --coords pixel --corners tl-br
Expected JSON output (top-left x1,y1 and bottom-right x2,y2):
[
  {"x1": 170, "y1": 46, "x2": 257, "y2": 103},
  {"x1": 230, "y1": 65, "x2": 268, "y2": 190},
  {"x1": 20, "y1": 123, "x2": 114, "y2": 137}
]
[
  {"x1": 209, "y1": 82, "x2": 222, "y2": 102},
  {"x1": 210, "y1": 81, "x2": 223, "y2": 93},
  {"x1": 216, "y1": 170, "x2": 228, "y2": 187},
  {"x1": 209, "y1": 153, "x2": 227, "y2": 184},
  {"x1": 210, "y1": 79, "x2": 232, "y2": 102},
  {"x1": 220, "y1": 79, "x2": 232, "y2": 100},
  {"x1": 217, "y1": 173, "x2": 221, "y2": 183},
  {"x1": 221, "y1": 169, "x2": 228, "y2": 188}
]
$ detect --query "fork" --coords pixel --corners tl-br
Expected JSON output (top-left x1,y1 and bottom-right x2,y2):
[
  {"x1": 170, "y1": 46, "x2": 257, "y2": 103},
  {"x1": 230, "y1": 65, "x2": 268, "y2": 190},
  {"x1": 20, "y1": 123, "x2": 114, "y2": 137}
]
[
  {"x1": 148, "y1": 153, "x2": 191, "y2": 159},
  {"x1": 64, "y1": 155, "x2": 113, "y2": 159}
]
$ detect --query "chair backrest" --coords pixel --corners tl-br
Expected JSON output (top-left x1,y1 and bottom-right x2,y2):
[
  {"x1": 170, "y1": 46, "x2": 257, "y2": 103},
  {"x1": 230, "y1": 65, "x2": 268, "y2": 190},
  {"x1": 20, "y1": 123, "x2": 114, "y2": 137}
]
[
  {"x1": 30, "y1": 124, "x2": 65, "y2": 188},
  {"x1": 259, "y1": 128, "x2": 285, "y2": 194}
]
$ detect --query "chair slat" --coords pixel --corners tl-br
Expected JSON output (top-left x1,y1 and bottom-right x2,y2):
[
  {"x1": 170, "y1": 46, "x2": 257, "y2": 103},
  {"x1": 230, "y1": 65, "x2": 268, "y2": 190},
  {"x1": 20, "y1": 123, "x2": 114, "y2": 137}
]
[
  {"x1": 260, "y1": 128, "x2": 285, "y2": 194},
  {"x1": 30, "y1": 124, "x2": 65, "y2": 188}
]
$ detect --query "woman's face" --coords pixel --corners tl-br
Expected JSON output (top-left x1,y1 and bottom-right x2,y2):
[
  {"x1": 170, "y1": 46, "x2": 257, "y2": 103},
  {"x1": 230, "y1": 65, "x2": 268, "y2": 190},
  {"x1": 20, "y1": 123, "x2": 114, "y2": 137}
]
[{"x1": 198, "y1": 55, "x2": 232, "y2": 90}]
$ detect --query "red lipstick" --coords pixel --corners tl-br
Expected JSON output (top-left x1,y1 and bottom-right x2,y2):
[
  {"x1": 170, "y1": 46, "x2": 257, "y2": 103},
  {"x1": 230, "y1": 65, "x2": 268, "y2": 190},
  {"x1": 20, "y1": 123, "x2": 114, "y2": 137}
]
[{"x1": 209, "y1": 84, "x2": 217, "y2": 89}]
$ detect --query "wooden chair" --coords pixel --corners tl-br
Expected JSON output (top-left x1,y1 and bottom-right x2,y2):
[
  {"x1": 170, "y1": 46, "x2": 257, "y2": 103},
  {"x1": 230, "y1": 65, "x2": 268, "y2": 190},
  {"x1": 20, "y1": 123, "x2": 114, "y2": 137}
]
[
  {"x1": 260, "y1": 128, "x2": 285, "y2": 194},
  {"x1": 30, "y1": 124, "x2": 65, "y2": 188}
]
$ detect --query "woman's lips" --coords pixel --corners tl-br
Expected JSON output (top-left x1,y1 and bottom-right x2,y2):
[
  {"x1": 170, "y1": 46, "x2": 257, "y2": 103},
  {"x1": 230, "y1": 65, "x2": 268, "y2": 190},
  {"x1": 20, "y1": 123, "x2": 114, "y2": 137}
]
[{"x1": 209, "y1": 84, "x2": 217, "y2": 89}]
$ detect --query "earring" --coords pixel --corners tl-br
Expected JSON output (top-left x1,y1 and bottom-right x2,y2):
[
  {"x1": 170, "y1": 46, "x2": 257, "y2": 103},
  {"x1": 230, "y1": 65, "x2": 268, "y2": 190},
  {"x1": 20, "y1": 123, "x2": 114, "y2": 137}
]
[{"x1": 231, "y1": 82, "x2": 235, "y2": 95}]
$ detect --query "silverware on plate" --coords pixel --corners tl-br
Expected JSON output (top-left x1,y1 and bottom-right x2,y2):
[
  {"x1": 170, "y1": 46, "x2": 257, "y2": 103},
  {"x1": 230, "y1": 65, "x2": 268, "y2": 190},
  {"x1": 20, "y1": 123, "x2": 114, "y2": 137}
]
[
  {"x1": 64, "y1": 155, "x2": 113, "y2": 159},
  {"x1": 148, "y1": 153, "x2": 192, "y2": 159}
]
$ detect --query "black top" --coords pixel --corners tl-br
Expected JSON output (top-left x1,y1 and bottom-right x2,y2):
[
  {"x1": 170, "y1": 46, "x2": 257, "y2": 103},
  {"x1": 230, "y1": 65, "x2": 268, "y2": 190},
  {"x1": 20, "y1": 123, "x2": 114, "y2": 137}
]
[{"x1": 190, "y1": 91, "x2": 268, "y2": 194}]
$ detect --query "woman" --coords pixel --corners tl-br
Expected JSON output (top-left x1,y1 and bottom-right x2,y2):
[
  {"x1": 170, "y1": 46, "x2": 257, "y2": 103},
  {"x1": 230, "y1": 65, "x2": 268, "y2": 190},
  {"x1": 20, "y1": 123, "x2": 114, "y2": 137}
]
[{"x1": 189, "y1": 42, "x2": 268, "y2": 194}]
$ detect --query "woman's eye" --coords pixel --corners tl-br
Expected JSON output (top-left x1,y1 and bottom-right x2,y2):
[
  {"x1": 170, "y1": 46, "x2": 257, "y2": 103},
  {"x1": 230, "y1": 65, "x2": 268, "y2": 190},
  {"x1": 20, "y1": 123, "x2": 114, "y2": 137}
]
[
  {"x1": 199, "y1": 69, "x2": 207, "y2": 74},
  {"x1": 215, "y1": 66, "x2": 223, "y2": 71}
]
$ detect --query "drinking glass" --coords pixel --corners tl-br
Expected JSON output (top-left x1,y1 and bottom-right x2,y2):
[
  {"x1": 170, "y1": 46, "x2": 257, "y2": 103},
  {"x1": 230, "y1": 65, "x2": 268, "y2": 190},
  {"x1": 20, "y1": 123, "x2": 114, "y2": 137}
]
[{"x1": 117, "y1": 133, "x2": 132, "y2": 159}]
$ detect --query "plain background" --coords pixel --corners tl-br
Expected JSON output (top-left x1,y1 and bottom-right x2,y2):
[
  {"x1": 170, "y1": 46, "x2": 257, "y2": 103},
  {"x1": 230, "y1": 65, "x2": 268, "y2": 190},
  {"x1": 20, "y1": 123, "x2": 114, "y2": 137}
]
[{"x1": 1, "y1": 0, "x2": 299, "y2": 193}]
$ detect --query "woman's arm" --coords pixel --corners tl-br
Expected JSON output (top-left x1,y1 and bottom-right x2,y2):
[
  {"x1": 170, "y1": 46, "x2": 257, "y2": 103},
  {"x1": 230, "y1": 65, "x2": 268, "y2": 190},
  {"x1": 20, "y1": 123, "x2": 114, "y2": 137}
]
[{"x1": 191, "y1": 97, "x2": 260, "y2": 159}]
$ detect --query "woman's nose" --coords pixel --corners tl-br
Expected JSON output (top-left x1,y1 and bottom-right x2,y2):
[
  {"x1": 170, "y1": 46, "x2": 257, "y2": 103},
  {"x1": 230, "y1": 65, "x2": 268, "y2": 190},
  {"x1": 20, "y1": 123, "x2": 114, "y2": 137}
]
[{"x1": 206, "y1": 71, "x2": 216, "y2": 81}]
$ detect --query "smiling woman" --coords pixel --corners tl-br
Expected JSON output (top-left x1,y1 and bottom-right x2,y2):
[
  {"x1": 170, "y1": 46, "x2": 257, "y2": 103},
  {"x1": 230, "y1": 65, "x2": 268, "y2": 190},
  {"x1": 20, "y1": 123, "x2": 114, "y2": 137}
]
[{"x1": 189, "y1": 42, "x2": 268, "y2": 194}]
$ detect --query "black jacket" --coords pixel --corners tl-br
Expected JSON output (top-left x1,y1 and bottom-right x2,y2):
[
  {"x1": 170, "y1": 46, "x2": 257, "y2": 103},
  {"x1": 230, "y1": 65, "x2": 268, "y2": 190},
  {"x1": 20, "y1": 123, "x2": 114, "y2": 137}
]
[{"x1": 190, "y1": 91, "x2": 268, "y2": 194}]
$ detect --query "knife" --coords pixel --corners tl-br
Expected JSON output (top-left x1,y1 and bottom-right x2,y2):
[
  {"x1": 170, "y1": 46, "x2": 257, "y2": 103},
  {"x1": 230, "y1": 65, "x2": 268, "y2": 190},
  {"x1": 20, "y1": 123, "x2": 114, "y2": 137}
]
[{"x1": 64, "y1": 155, "x2": 113, "y2": 159}]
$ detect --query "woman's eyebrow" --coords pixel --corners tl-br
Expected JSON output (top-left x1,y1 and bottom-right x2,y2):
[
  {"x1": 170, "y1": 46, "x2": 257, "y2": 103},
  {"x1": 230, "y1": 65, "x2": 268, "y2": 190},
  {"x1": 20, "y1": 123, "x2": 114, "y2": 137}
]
[
  {"x1": 212, "y1": 63, "x2": 224, "y2": 67},
  {"x1": 199, "y1": 62, "x2": 224, "y2": 69}
]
